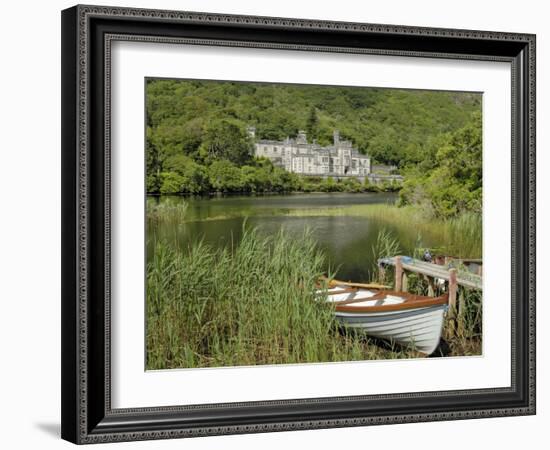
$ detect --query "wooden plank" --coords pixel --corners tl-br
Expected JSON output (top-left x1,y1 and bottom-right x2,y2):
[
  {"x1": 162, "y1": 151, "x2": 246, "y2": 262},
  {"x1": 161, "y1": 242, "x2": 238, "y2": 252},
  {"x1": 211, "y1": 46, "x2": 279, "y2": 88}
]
[
  {"x1": 448, "y1": 268, "x2": 458, "y2": 315},
  {"x1": 447, "y1": 268, "x2": 458, "y2": 337},
  {"x1": 395, "y1": 256, "x2": 403, "y2": 292},
  {"x1": 458, "y1": 288, "x2": 465, "y2": 336},
  {"x1": 378, "y1": 257, "x2": 482, "y2": 290},
  {"x1": 401, "y1": 261, "x2": 482, "y2": 290}
]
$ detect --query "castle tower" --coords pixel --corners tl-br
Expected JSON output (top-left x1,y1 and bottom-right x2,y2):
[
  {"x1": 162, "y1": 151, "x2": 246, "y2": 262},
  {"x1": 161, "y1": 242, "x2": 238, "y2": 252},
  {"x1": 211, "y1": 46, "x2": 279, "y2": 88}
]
[
  {"x1": 333, "y1": 130, "x2": 340, "y2": 145},
  {"x1": 247, "y1": 126, "x2": 256, "y2": 139}
]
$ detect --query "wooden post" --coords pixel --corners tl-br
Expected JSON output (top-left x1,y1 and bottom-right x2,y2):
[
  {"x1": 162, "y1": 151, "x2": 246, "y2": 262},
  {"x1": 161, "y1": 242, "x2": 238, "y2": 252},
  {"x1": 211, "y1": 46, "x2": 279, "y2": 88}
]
[
  {"x1": 448, "y1": 268, "x2": 458, "y2": 316},
  {"x1": 402, "y1": 273, "x2": 408, "y2": 293},
  {"x1": 457, "y1": 288, "x2": 465, "y2": 336},
  {"x1": 446, "y1": 268, "x2": 458, "y2": 337},
  {"x1": 395, "y1": 256, "x2": 403, "y2": 292}
]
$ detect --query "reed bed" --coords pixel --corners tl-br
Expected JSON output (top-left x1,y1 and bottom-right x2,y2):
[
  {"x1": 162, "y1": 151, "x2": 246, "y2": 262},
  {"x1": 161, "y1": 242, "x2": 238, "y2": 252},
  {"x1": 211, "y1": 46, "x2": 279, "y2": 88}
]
[
  {"x1": 147, "y1": 227, "x2": 417, "y2": 369},
  {"x1": 147, "y1": 199, "x2": 482, "y2": 260},
  {"x1": 147, "y1": 201, "x2": 483, "y2": 258},
  {"x1": 146, "y1": 199, "x2": 483, "y2": 368},
  {"x1": 147, "y1": 199, "x2": 188, "y2": 224},
  {"x1": 394, "y1": 270, "x2": 482, "y2": 356},
  {"x1": 285, "y1": 204, "x2": 482, "y2": 259},
  {"x1": 366, "y1": 224, "x2": 481, "y2": 356}
]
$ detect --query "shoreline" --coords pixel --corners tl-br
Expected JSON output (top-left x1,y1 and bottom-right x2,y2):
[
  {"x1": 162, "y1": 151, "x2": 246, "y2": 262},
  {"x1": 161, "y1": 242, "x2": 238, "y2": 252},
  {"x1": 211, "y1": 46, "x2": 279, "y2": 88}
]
[{"x1": 146, "y1": 190, "x2": 399, "y2": 198}]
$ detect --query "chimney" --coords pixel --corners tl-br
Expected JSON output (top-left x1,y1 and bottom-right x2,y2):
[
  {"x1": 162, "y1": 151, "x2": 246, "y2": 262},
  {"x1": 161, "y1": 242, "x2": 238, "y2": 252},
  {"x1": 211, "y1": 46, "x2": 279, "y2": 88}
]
[
  {"x1": 247, "y1": 126, "x2": 256, "y2": 139},
  {"x1": 297, "y1": 130, "x2": 307, "y2": 144},
  {"x1": 333, "y1": 130, "x2": 340, "y2": 145}
]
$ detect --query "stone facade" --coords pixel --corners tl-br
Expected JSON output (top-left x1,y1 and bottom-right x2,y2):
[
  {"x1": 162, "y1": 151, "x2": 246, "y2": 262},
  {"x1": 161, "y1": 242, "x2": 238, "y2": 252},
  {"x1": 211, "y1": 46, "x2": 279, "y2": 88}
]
[{"x1": 250, "y1": 128, "x2": 371, "y2": 178}]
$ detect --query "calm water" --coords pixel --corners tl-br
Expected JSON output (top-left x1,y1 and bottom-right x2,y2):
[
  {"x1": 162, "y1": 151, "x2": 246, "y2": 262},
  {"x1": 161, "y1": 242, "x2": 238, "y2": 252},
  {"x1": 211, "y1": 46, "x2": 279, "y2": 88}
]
[{"x1": 147, "y1": 193, "x2": 439, "y2": 281}]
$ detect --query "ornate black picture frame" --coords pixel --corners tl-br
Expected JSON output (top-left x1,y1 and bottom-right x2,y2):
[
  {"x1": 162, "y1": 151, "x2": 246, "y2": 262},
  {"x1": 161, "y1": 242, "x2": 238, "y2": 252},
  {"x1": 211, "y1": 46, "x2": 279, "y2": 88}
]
[{"x1": 61, "y1": 4, "x2": 536, "y2": 444}]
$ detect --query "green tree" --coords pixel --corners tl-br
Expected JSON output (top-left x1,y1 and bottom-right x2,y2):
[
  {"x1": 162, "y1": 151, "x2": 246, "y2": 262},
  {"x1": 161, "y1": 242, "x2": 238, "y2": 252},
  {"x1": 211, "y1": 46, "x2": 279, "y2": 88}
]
[
  {"x1": 145, "y1": 78, "x2": 482, "y2": 200},
  {"x1": 164, "y1": 154, "x2": 209, "y2": 194},
  {"x1": 399, "y1": 111, "x2": 482, "y2": 218},
  {"x1": 199, "y1": 119, "x2": 253, "y2": 165},
  {"x1": 240, "y1": 165, "x2": 271, "y2": 192},
  {"x1": 159, "y1": 172, "x2": 185, "y2": 194},
  {"x1": 305, "y1": 106, "x2": 319, "y2": 140},
  {"x1": 146, "y1": 127, "x2": 162, "y2": 193},
  {"x1": 341, "y1": 177, "x2": 363, "y2": 193},
  {"x1": 209, "y1": 160, "x2": 243, "y2": 192}
]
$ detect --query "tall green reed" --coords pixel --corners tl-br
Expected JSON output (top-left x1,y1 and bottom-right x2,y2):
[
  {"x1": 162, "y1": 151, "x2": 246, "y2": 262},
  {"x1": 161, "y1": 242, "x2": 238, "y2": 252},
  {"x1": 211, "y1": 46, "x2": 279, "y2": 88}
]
[
  {"x1": 147, "y1": 198, "x2": 188, "y2": 224},
  {"x1": 146, "y1": 226, "x2": 392, "y2": 369}
]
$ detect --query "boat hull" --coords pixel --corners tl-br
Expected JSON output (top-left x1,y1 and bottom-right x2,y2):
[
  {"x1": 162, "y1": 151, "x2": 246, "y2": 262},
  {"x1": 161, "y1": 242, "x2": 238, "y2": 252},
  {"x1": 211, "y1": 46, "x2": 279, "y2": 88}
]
[{"x1": 335, "y1": 303, "x2": 447, "y2": 355}]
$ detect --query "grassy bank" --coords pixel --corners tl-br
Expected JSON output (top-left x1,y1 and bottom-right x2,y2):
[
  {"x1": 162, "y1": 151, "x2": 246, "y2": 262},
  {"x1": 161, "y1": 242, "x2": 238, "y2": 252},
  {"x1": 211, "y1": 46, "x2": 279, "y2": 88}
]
[
  {"x1": 147, "y1": 200, "x2": 188, "y2": 224},
  {"x1": 146, "y1": 200, "x2": 482, "y2": 369},
  {"x1": 283, "y1": 204, "x2": 482, "y2": 259},
  {"x1": 147, "y1": 227, "x2": 422, "y2": 370},
  {"x1": 149, "y1": 200, "x2": 482, "y2": 259}
]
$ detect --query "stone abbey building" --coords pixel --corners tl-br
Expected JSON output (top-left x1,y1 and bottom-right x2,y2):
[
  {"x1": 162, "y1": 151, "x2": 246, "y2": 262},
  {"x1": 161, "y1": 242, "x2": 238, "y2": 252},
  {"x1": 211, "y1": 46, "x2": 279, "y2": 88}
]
[{"x1": 250, "y1": 128, "x2": 371, "y2": 179}]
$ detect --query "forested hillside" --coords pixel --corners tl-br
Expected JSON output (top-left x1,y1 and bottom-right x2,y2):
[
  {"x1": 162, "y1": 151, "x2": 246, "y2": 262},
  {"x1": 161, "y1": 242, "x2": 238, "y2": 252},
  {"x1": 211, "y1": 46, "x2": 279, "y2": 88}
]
[{"x1": 146, "y1": 78, "x2": 482, "y2": 218}]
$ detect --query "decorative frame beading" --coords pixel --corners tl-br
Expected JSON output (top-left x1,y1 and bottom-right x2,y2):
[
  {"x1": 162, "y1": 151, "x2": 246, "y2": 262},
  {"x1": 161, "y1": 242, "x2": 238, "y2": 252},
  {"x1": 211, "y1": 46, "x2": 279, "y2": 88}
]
[{"x1": 61, "y1": 4, "x2": 536, "y2": 444}]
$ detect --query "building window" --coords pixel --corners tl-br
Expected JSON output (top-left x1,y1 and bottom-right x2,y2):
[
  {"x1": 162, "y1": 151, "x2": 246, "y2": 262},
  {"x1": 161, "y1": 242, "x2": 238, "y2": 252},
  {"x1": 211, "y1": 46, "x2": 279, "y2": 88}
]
[{"x1": 273, "y1": 146, "x2": 278, "y2": 152}]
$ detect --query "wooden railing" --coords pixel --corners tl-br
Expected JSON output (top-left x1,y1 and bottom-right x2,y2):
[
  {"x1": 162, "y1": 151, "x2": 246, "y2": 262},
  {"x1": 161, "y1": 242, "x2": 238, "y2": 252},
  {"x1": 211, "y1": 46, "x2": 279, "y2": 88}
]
[{"x1": 378, "y1": 256, "x2": 483, "y2": 335}]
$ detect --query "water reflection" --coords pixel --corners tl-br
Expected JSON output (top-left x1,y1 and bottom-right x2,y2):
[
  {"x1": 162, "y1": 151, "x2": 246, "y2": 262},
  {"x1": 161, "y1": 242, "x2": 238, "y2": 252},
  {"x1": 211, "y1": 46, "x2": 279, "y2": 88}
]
[{"x1": 147, "y1": 193, "x2": 441, "y2": 281}]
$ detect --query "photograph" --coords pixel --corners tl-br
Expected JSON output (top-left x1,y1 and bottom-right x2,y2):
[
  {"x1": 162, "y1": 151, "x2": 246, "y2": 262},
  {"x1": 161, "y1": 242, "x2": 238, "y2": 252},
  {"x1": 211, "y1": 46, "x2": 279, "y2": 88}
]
[
  {"x1": 56, "y1": 2, "x2": 536, "y2": 445},
  {"x1": 145, "y1": 78, "x2": 483, "y2": 370}
]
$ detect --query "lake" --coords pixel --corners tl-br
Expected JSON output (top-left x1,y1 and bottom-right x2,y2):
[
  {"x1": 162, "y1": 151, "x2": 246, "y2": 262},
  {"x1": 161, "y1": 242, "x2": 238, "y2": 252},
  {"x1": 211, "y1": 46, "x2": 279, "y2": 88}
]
[{"x1": 147, "y1": 193, "x2": 442, "y2": 281}]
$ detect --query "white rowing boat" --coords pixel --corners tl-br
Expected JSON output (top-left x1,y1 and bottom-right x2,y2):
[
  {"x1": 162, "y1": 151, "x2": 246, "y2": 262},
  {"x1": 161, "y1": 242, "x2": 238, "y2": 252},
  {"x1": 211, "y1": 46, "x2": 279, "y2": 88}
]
[{"x1": 319, "y1": 280, "x2": 448, "y2": 355}]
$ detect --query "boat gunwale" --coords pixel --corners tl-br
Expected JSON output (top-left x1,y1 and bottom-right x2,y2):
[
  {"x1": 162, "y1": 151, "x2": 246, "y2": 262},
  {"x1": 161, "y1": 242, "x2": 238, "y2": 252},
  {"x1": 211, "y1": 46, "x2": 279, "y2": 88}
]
[{"x1": 334, "y1": 290, "x2": 448, "y2": 313}]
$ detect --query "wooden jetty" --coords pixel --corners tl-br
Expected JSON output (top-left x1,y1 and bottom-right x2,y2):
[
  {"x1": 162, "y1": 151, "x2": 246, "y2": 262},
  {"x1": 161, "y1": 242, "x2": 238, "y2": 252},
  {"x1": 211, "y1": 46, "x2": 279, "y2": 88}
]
[{"x1": 378, "y1": 256, "x2": 483, "y2": 335}]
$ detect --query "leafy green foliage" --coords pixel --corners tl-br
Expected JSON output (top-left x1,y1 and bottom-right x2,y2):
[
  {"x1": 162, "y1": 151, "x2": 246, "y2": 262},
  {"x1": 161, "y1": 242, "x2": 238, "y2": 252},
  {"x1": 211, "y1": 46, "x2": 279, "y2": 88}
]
[
  {"x1": 399, "y1": 112, "x2": 482, "y2": 218},
  {"x1": 159, "y1": 172, "x2": 184, "y2": 195},
  {"x1": 147, "y1": 79, "x2": 479, "y2": 164},
  {"x1": 146, "y1": 226, "x2": 417, "y2": 369},
  {"x1": 199, "y1": 119, "x2": 254, "y2": 165},
  {"x1": 305, "y1": 106, "x2": 320, "y2": 141},
  {"x1": 163, "y1": 155, "x2": 209, "y2": 194},
  {"x1": 146, "y1": 78, "x2": 482, "y2": 213},
  {"x1": 208, "y1": 160, "x2": 244, "y2": 192}
]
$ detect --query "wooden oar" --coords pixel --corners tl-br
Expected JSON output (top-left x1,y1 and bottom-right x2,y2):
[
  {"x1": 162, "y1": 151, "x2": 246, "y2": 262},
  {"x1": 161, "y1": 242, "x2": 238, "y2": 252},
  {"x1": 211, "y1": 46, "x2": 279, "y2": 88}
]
[{"x1": 320, "y1": 276, "x2": 390, "y2": 290}]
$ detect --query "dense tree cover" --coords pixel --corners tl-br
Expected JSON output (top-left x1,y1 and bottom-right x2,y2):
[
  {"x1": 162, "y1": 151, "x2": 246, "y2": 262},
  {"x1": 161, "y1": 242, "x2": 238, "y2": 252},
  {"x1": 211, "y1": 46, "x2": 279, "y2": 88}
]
[
  {"x1": 398, "y1": 111, "x2": 482, "y2": 218},
  {"x1": 146, "y1": 79, "x2": 481, "y2": 216},
  {"x1": 156, "y1": 154, "x2": 397, "y2": 195}
]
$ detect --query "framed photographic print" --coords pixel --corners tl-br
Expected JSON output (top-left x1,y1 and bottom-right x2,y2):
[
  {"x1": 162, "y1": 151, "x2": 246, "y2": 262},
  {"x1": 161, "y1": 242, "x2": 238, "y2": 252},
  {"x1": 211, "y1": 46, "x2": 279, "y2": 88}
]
[{"x1": 61, "y1": 4, "x2": 536, "y2": 444}]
